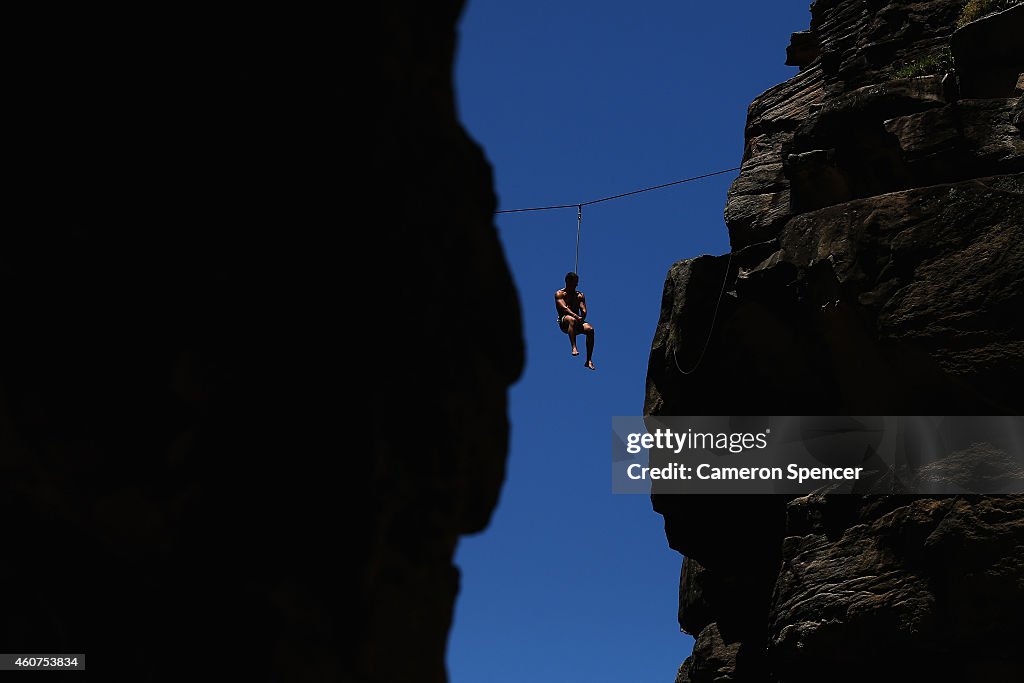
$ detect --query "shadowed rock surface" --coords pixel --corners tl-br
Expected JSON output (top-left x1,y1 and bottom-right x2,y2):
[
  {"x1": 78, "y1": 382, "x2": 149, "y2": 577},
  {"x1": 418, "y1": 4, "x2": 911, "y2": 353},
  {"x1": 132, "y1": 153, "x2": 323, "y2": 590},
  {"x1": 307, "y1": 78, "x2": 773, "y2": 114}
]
[
  {"x1": 647, "y1": 2, "x2": 1024, "y2": 681},
  {"x1": 364, "y1": 3, "x2": 524, "y2": 682},
  {"x1": 2, "y1": 3, "x2": 521, "y2": 681}
]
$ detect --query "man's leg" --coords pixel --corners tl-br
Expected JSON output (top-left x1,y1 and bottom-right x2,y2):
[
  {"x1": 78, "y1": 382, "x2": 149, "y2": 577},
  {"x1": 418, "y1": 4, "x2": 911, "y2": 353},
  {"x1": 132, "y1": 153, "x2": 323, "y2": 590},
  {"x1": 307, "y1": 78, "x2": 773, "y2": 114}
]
[
  {"x1": 583, "y1": 323, "x2": 596, "y2": 370},
  {"x1": 566, "y1": 317, "x2": 580, "y2": 356}
]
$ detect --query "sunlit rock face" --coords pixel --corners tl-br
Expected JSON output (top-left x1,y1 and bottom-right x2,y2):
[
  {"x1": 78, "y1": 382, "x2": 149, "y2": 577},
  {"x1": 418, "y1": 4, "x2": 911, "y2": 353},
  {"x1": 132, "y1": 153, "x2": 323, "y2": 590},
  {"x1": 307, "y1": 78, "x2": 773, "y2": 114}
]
[{"x1": 647, "y1": 3, "x2": 1024, "y2": 682}]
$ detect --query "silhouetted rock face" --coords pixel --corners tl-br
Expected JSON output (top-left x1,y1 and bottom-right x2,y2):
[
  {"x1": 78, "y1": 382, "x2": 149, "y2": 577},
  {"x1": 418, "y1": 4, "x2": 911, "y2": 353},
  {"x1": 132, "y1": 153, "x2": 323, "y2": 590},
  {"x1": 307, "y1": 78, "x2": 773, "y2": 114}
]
[
  {"x1": 646, "y1": 2, "x2": 1024, "y2": 681},
  {"x1": 365, "y1": 3, "x2": 524, "y2": 683},
  {"x1": 2, "y1": 3, "x2": 521, "y2": 682}
]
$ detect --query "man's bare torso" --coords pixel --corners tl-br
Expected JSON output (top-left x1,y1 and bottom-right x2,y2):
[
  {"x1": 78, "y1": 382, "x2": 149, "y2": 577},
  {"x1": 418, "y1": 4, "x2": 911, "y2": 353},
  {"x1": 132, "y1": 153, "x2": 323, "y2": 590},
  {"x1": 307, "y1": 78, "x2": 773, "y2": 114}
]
[{"x1": 555, "y1": 288, "x2": 583, "y2": 318}]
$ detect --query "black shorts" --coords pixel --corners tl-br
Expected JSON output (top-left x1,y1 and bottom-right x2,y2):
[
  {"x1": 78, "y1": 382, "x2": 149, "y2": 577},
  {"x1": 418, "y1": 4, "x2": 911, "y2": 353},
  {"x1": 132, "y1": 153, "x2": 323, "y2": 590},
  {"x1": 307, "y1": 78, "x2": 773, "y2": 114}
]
[{"x1": 558, "y1": 315, "x2": 586, "y2": 331}]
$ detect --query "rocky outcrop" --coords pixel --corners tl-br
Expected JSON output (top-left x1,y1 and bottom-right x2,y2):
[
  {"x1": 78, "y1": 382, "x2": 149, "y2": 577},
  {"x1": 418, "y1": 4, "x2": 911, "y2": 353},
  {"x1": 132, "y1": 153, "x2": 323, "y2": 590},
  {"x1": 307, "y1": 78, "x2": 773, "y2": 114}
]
[
  {"x1": 952, "y1": 3, "x2": 1024, "y2": 97},
  {"x1": 723, "y1": 64, "x2": 824, "y2": 248},
  {"x1": 647, "y1": 2, "x2": 1024, "y2": 681},
  {"x1": 364, "y1": 2, "x2": 524, "y2": 679},
  {"x1": 769, "y1": 494, "x2": 1024, "y2": 681},
  {"x1": 1, "y1": 3, "x2": 521, "y2": 682},
  {"x1": 364, "y1": 3, "x2": 524, "y2": 682}
]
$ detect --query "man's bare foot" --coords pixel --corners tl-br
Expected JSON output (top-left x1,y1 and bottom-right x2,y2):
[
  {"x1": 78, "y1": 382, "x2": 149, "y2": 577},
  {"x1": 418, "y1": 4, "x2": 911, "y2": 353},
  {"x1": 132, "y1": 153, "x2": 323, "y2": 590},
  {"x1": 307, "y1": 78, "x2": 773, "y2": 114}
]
[
  {"x1": 585, "y1": 360, "x2": 596, "y2": 370},
  {"x1": 571, "y1": 348, "x2": 580, "y2": 356}
]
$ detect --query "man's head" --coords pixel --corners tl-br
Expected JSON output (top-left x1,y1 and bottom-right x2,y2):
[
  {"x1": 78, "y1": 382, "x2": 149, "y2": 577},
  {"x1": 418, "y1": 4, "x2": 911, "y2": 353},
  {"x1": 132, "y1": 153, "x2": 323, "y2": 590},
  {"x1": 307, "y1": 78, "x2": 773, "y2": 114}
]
[{"x1": 565, "y1": 271, "x2": 579, "y2": 288}]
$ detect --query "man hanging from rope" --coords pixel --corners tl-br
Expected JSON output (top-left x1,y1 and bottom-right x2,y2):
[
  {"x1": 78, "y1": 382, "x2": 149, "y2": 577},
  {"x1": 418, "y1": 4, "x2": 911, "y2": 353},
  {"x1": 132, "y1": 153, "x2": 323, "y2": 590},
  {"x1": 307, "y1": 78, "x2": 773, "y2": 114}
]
[{"x1": 555, "y1": 271, "x2": 596, "y2": 370}]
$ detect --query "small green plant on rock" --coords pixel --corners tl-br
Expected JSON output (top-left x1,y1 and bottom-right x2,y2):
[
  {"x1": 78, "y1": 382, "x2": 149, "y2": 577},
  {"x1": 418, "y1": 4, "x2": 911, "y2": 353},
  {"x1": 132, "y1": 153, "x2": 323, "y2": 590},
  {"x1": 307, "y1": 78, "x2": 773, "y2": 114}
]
[
  {"x1": 889, "y1": 1, "x2": 1019, "y2": 80},
  {"x1": 956, "y1": 0, "x2": 1022, "y2": 28},
  {"x1": 892, "y1": 47, "x2": 954, "y2": 79}
]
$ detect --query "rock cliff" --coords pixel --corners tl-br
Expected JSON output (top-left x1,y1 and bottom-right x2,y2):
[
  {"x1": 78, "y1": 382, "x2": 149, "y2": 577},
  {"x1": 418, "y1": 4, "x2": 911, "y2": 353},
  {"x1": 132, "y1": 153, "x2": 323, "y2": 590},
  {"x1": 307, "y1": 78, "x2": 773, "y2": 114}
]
[
  {"x1": 364, "y1": 2, "x2": 525, "y2": 682},
  {"x1": 645, "y1": 2, "x2": 1023, "y2": 681},
  {"x1": 2, "y1": 3, "x2": 521, "y2": 681}
]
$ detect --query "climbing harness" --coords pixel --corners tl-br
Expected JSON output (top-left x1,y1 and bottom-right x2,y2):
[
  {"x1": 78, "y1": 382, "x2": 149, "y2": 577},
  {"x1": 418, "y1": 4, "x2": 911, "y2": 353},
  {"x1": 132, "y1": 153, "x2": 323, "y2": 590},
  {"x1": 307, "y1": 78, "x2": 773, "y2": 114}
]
[{"x1": 671, "y1": 250, "x2": 734, "y2": 375}]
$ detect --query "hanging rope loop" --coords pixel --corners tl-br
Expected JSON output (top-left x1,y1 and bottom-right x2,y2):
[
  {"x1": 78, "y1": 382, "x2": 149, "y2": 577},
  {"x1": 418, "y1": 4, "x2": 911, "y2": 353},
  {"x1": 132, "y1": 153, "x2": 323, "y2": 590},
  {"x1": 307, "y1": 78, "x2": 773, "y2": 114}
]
[{"x1": 671, "y1": 251, "x2": 734, "y2": 375}]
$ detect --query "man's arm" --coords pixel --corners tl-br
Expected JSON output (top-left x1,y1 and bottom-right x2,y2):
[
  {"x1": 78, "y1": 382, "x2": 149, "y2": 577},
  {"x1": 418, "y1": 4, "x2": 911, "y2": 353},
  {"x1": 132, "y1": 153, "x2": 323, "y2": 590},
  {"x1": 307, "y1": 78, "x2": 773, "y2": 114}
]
[
  {"x1": 555, "y1": 291, "x2": 582, "y2": 319},
  {"x1": 578, "y1": 292, "x2": 587, "y2": 320}
]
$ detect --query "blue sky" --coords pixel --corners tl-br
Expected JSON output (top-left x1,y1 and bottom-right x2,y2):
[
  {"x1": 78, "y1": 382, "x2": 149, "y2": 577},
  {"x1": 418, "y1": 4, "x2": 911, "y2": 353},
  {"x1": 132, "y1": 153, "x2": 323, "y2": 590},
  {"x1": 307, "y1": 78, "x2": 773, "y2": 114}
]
[{"x1": 449, "y1": 2, "x2": 811, "y2": 681}]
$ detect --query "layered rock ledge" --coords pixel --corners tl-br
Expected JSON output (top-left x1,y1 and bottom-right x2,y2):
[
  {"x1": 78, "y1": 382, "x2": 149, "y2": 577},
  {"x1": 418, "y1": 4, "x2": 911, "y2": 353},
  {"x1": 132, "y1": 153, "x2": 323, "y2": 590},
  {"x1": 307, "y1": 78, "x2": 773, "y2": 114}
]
[{"x1": 646, "y1": 3, "x2": 1024, "y2": 681}]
